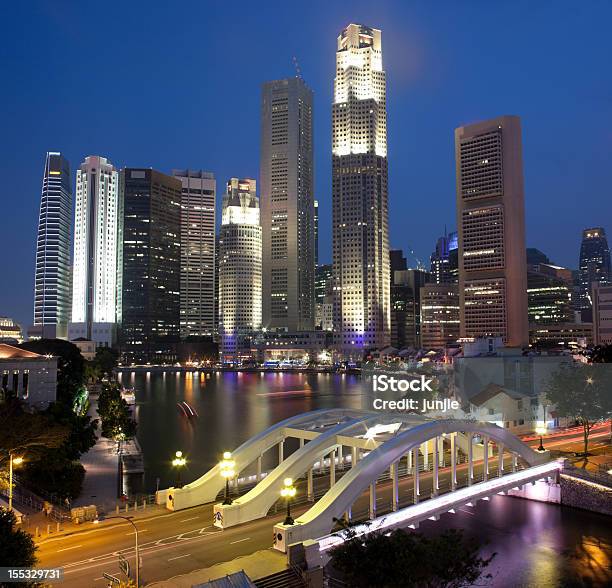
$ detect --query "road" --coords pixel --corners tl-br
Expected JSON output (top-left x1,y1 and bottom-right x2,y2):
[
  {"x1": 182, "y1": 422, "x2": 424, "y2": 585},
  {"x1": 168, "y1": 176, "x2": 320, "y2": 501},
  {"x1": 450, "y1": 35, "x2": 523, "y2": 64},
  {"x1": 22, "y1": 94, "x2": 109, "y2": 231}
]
[{"x1": 37, "y1": 425, "x2": 611, "y2": 586}]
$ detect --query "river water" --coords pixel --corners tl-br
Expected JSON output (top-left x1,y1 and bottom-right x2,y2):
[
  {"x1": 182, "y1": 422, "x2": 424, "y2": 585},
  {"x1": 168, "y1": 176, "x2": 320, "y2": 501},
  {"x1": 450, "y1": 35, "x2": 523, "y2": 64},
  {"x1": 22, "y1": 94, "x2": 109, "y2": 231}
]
[{"x1": 118, "y1": 370, "x2": 611, "y2": 587}]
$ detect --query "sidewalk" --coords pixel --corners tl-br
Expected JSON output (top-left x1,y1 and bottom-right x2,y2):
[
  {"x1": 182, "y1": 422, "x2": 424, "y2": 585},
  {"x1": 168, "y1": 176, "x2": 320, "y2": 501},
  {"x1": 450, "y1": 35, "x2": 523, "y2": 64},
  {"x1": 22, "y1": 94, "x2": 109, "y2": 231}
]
[{"x1": 146, "y1": 548, "x2": 287, "y2": 587}]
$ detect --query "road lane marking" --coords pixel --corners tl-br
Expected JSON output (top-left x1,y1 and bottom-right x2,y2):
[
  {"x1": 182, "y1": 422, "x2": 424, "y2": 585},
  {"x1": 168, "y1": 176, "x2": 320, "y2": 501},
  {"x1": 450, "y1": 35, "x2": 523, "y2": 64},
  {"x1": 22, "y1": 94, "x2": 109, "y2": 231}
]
[
  {"x1": 58, "y1": 545, "x2": 83, "y2": 552},
  {"x1": 126, "y1": 529, "x2": 147, "y2": 535},
  {"x1": 229, "y1": 537, "x2": 251, "y2": 544},
  {"x1": 168, "y1": 554, "x2": 191, "y2": 561},
  {"x1": 180, "y1": 517, "x2": 199, "y2": 522}
]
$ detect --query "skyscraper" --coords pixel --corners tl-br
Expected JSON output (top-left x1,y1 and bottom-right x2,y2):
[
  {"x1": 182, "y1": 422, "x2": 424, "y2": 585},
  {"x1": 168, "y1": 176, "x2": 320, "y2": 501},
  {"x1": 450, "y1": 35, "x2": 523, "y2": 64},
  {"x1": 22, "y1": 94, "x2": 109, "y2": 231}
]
[
  {"x1": 391, "y1": 268, "x2": 431, "y2": 349},
  {"x1": 430, "y1": 230, "x2": 459, "y2": 285},
  {"x1": 120, "y1": 168, "x2": 182, "y2": 363},
  {"x1": 578, "y1": 227, "x2": 611, "y2": 319},
  {"x1": 332, "y1": 23, "x2": 390, "y2": 357},
  {"x1": 261, "y1": 77, "x2": 315, "y2": 332},
  {"x1": 173, "y1": 170, "x2": 216, "y2": 339},
  {"x1": 218, "y1": 179, "x2": 262, "y2": 360},
  {"x1": 33, "y1": 152, "x2": 72, "y2": 340},
  {"x1": 69, "y1": 156, "x2": 120, "y2": 346},
  {"x1": 315, "y1": 263, "x2": 333, "y2": 331},
  {"x1": 455, "y1": 115, "x2": 528, "y2": 348}
]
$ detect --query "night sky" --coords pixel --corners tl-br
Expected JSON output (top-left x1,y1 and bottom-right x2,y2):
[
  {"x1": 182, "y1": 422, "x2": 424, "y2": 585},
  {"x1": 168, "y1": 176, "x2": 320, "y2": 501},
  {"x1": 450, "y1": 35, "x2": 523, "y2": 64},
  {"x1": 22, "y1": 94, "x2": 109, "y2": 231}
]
[{"x1": 2, "y1": 1, "x2": 612, "y2": 330}]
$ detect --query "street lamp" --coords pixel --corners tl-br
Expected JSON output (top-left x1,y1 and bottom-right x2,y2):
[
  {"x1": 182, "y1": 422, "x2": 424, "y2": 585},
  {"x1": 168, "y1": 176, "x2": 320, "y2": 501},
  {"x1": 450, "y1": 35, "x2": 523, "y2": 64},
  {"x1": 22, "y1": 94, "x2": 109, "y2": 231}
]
[
  {"x1": 94, "y1": 515, "x2": 140, "y2": 587},
  {"x1": 172, "y1": 451, "x2": 187, "y2": 488},
  {"x1": 220, "y1": 451, "x2": 235, "y2": 505},
  {"x1": 280, "y1": 477, "x2": 296, "y2": 525},
  {"x1": 536, "y1": 423, "x2": 547, "y2": 452},
  {"x1": 8, "y1": 453, "x2": 23, "y2": 512}
]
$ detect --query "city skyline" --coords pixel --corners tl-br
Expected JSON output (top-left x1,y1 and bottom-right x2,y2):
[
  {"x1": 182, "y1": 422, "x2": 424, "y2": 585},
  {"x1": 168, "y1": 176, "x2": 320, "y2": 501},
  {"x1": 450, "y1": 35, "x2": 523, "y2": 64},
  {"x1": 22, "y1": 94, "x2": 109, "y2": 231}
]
[{"x1": 3, "y1": 2, "x2": 612, "y2": 332}]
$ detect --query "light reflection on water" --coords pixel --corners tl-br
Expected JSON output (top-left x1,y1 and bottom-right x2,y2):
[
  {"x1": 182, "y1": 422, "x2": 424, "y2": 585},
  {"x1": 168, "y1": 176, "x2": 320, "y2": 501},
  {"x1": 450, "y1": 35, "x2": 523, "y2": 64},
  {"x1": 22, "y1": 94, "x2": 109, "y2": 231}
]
[{"x1": 119, "y1": 371, "x2": 611, "y2": 587}]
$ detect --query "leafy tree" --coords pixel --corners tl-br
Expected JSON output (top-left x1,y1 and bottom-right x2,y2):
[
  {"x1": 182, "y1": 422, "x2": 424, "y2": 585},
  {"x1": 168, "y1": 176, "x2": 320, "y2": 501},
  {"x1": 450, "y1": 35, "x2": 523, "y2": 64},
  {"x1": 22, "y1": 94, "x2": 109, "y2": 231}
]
[
  {"x1": 330, "y1": 527, "x2": 494, "y2": 587},
  {"x1": 19, "y1": 339, "x2": 85, "y2": 406},
  {"x1": 0, "y1": 509, "x2": 38, "y2": 572},
  {"x1": 19, "y1": 456, "x2": 85, "y2": 501},
  {"x1": 545, "y1": 364, "x2": 612, "y2": 456},
  {"x1": 44, "y1": 402, "x2": 97, "y2": 460},
  {"x1": 97, "y1": 382, "x2": 137, "y2": 443},
  {"x1": 94, "y1": 346, "x2": 120, "y2": 378}
]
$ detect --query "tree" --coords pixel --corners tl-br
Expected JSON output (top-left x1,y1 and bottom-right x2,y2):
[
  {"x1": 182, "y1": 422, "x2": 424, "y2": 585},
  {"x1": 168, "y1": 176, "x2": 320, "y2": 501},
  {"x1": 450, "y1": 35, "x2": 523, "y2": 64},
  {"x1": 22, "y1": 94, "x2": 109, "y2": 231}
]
[
  {"x1": 591, "y1": 344, "x2": 612, "y2": 363},
  {"x1": 0, "y1": 510, "x2": 38, "y2": 573},
  {"x1": 94, "y1": 346, "x2": 120, "y2": 378},
  {"x1": 330, "y1": 527, "x2": 494, "y2": 587},
  {"x1": 545, "y1": 364, "x2": 612, "y2": 456},
  {"x1": 97, "y1": 382, "x2": 137, "y2": 443},
  {"x1": 0, "y1": 400, "x2": 69, "y2": 468},
  {"x1": 19, "y1": 339, "x2": 85, "y2": 407}
]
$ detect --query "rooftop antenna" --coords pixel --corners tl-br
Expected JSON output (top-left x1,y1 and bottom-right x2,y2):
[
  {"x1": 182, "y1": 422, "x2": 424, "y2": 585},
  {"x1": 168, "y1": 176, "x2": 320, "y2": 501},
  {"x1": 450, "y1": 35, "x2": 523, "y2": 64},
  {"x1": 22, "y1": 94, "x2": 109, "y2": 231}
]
[{"x1": 292, "y1": 56, "x2": 302, "y2": 79}]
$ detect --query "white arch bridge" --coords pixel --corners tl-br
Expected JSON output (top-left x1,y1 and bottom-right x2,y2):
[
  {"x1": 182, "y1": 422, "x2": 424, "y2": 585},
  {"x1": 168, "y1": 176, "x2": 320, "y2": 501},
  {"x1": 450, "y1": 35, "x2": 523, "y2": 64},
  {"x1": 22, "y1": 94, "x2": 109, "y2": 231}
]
[{"x1": 156, "y1": 409, "x2": 560, "y2": 553}]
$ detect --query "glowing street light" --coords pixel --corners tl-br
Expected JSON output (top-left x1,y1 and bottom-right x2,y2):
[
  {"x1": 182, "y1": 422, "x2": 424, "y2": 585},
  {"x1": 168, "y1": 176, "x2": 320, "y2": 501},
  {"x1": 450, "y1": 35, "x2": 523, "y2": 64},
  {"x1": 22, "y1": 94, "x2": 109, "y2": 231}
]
[
  {"x1": 172, "y1": 450, "x2": 187, "y2": 488},
  {"x1": 280, "y1": 477, "x2": 297, "y2": 525},
  {"x1": 220, "y1": 451, "x2": 236, "y2": 505},
  {"x1": 535, "y1": 423, "x2": 547, "y2": 452},
  {"x1": 8, "y1": 453, "x2": 24, "y2": 512}
]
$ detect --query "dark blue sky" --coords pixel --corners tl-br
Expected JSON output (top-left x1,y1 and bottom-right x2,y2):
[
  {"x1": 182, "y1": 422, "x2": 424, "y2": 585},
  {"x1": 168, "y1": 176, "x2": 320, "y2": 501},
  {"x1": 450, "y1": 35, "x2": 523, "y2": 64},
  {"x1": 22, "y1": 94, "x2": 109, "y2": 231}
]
[{"x1": 2, "y1": 1, "x2": 611, "y2": 330}]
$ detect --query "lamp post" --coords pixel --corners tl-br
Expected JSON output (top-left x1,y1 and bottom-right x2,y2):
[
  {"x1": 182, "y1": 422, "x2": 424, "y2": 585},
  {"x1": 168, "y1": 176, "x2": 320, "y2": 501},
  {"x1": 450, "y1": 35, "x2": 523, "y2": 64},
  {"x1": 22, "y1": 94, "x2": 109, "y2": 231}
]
[
  {"x1": 536, "y1": 424, "x2": 547, "y2": 452},
  {"x1": 8, "y1": 452, "x2": 23, "y2": 512},
  {"x1": 220, "y1": 452, "x2": 235, "y2": 505},
  {"x1": 172, "y1": 451, "x2": 187, "y2": 488},
  {"x1": 94, "y1": 516, "x2": 140, "y2": 586},
  {"x1": 281, "y1": 477, "x2": 296, "y2": 525}
]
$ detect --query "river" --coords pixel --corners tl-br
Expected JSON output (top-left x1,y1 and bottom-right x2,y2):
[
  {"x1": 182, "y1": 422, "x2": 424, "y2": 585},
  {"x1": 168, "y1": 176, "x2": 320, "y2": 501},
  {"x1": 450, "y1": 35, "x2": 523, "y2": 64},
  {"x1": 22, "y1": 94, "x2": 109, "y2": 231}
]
[{"x1": 118, "y1": 370, "x2": 611, "y2": 587}]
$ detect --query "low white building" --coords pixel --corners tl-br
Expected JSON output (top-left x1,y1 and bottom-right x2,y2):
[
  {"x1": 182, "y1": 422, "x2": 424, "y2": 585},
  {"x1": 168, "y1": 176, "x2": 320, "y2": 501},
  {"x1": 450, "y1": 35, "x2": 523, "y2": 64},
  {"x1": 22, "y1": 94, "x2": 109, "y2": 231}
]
[{"x1": 0, "y1": 344, "x2": 57, "y2": 409}]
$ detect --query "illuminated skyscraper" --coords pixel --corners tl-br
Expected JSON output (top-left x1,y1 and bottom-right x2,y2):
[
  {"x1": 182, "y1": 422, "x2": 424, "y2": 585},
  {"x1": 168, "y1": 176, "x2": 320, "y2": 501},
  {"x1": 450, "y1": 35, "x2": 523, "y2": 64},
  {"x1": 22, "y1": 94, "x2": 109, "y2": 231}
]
[
  {"x1": 33, "y1": 152, "x2": 72, "y2": 339},
  {"x1": 219, "y1": 179, "x2": 262, "y2": 360},
  {"x1": 314, "y1": 199, "x2": 319, "y2": 266},
  {"x1": 430, "y1": 230, "x2": 459, "y2": 285},
  {"x1": 455, "y1": 116, "x2": 528, "y2": 348},
  {"x1": 332, "y1": 23, "x2": 390, "y2": 357},
  {"x1": 578, "y1": 227, "x2": 611, "y2": 318},
  {"x1": 173, "y1": 170, "x2": 216, "y2": 338},
  {"x1": 261, "y1": 77, "x2": 315, "y2": 332},
  {"x1": 420, "y1": 283, "x2": 460, "y2": 350},
  {"x1": 69, "y1": 156, "x2": 119, "y2": 346},
  {"x1": 120, "y1": 169, "x2": 182, "y2": 364}
]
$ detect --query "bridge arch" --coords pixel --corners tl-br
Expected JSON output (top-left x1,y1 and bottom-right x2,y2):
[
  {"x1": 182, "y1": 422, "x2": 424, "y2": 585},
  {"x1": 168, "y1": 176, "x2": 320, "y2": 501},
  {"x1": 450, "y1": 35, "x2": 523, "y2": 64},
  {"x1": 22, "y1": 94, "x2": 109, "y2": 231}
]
[
  {"x1": 282, "y1": 419, "x2": 548, "y2": 543},
  {"x1": 159, "y1": 408, "x2": 376, "y2": 510}
]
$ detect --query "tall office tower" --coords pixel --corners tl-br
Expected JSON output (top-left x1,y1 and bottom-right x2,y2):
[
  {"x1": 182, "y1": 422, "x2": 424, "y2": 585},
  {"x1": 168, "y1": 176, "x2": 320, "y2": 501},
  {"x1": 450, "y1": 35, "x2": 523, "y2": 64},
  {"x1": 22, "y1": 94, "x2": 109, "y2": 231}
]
[
  {"x1": 389, "y1": 249, "x2": 407, "y2": 274},
  {"x1": 120, "y1": 169, "x2": 182, "y2": 364},
  {"x1": 578, "y1": 227, "x2": 611, "y2": 320},
  {"x1": 420, "y1": 283, "x2": 460, "y2": 350},
  {"x1": 391, "y1": 268, "x2": 431, "y2": 349},
  {"x1": 314, "y1": 200, "x2": 319, "y2": 266},
  {"x1": 332, "y1": 24, "x2": 390, "y2": 357},
  {"x1": 455, "y1": 115, "x2": 528, "y2": 348},
  {"x1": 33, "y1": 152, "x2": 72, "y2": 340},
  {"x1": 261, "y1": 77, "x2": 315, "y2": 332},
  {"x1": 429, "y1": 230, "x2": 459, "y2": 285},
  {"x1": 173, "y1": 170, "x2": 216, "y2": 339},
  {"x1": 218, "y1": 179, "x2": 262, "y2": 360},
  {"x1": 527, "y1": 264, "x2": 573, "y2": 326},
  {"x1": 69, "y1": 156, "x2": 119, "y2": 346}
]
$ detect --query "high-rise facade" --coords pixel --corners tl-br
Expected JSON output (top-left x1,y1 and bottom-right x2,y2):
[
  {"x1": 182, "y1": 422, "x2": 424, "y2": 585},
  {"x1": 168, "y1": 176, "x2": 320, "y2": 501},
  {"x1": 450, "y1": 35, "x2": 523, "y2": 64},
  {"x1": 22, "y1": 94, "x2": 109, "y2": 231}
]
[
  {"x1": 34, "y1": 152, "x2": 72, "y2": 340},
  {"x1": 261, "y1": 77, "x2": 315, "y2": 332},
  {"x1": 592, "y1": 283, "x2": 612, "y2": 345},
  {"x1": 315, "y1": 264, "x2": 333, "y2": 331},
  {"x1": 218, "y1": 179, "x2": 262, "y2": 360},
  {"x1": 420, "y1": 283, "x2": 460, "y2": 350},
  {"x1": 120, "y1": 169, "x2": 182, "y2": 363},
  {"x1": 527, "y1": 263, "x2": 573, "y2": 326},
  {"x1": 391, "y1": 268, "x2": 431, "y2": 349},
  {"x1": 455, "y1": 116, "x2": 528, "y2": 348},
  {"x1": 173, "y1": 170, "x2": 216, "y2": 339},
  {"x1": 578, "y1": 227, "x2": 611, "y2": 318},
  {"x1": 69, "y1": 156, "x2": 119, "y2": 346},
  {"x1": 430, "y1": 230, "x2": 459, "y2": 285},
  {"x1": 314, "y1": 200, "x2": 319, "y2": 266},
  {"x1": 332, "y1": 24, "x2": 390, "y2": 357}
]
